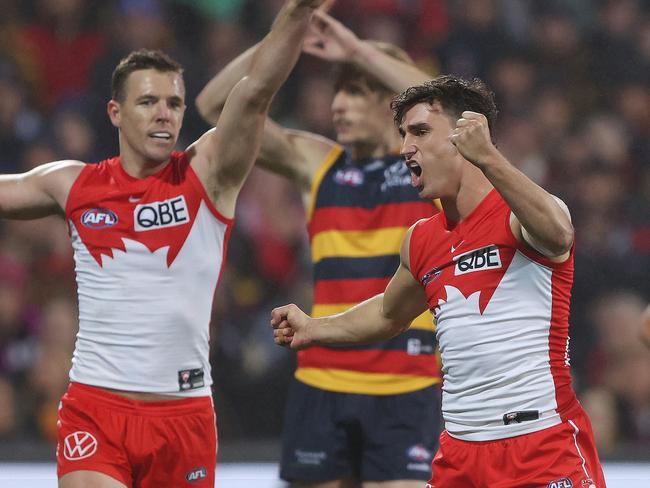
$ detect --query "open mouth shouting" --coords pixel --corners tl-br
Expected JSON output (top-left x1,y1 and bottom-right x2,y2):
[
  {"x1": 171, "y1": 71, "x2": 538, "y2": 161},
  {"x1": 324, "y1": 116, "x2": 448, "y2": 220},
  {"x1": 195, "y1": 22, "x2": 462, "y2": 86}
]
[
  {"x1": 406, "y1": 159, "x2": 422, "y2": 177},
  {"x1": 406, "y1": 159, "x2": 424, "y2": 192}
]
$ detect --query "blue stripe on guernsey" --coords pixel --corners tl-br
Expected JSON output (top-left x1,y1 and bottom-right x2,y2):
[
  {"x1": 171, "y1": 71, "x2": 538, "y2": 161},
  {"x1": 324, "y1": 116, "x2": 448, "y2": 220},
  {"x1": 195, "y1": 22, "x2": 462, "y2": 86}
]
[
  {"x1": 313, "y1": 255, "x2": 401, "y2": 281},
  {"x1": 312, "y1": 153, "x2": 420, "y2": 210}
]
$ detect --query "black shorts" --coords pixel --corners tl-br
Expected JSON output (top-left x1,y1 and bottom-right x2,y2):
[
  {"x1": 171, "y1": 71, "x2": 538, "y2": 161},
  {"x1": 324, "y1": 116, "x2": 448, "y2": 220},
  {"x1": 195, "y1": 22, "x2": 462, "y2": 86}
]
[{"x1": 279, "y1": 378, "x2": 442, "y2": 482}]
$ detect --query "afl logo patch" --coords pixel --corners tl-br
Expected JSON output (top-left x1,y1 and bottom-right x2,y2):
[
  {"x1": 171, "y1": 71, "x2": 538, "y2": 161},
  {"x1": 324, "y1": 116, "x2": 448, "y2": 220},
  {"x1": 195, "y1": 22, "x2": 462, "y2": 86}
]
[
  {"x1": 334, "y1": 167, "x2": 364, "y2": 186},
  {"x1": 547, "y1": 478, "x2": 573, "y2": 488},
  {"x1": 406, "y1": 444, "x2": 432, "y2": 462},
  {"x1": 81, "y1": 208, "x2": 118, "y2": 229},
  {"x1": 63, "y1": 431, "x2": 98, "y2": 460},
  {"x1": 186, "y1": 467, "x2": 208, "y2": 482},
  {"x1": 421, "y1": 266, "x2": 441, "y2": 285}
]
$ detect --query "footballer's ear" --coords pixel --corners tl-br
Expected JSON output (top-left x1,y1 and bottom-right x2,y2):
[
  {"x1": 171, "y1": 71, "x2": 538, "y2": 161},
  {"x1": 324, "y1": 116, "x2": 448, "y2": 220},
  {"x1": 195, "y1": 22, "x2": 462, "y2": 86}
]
[{"x1": 107, "y1": 100, "x2": 121, "y2": 128}]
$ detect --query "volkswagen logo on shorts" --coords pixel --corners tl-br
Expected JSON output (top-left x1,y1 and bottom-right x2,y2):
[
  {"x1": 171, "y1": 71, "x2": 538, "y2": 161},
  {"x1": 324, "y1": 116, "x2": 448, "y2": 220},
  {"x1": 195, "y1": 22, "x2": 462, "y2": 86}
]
[
  {"x1": 81, "y1": 208, "x2": 118, "y2": 229},
  {"x1": 63, "y1": 431, "x2": 98, "y2": 460}
]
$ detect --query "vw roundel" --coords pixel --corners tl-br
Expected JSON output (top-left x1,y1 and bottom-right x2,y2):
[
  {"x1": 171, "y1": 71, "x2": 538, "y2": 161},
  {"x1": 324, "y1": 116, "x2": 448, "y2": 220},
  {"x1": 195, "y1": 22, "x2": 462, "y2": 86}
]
[{"x1": 81, "y1": 208, "x2": 118, "y2": 229}]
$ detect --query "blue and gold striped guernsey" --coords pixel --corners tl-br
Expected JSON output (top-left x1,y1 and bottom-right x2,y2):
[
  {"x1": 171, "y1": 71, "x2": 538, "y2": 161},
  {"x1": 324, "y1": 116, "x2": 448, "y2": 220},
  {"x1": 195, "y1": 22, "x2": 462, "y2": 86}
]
[{"x1": 296, "y1": 144, "x2": 442, "y2": 394}]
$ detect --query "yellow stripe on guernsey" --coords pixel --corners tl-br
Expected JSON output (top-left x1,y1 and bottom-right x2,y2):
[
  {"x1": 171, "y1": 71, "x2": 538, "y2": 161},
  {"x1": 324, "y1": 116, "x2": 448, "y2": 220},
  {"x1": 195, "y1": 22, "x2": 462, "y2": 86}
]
[
  {"x1": 295, "y1": 368, "x2": 440, "y2": 395},
  {"x1": 313, "y1": 304, "x2": 434, "y2": 331},
  {"x1": 312, "y1": 227, "x2": 407, "y2": 263},
  {"x1": 307, "y1": 144, "x2": 345, "y2": 222}
]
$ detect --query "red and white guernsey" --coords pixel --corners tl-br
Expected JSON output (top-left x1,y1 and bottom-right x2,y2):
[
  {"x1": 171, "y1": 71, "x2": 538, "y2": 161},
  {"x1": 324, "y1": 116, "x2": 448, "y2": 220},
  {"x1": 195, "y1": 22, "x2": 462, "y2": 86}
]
[
  {"x1": 409, "y1": 189, "x2": 578, "y2": 441},
  {"x1": 65, "y1": 151, "x2": 232, "y2": 396}
]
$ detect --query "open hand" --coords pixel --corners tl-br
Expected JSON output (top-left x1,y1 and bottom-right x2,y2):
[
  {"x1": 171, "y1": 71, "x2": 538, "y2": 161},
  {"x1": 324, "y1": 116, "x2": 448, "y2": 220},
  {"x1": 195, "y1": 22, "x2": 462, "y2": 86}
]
[{"x1": 302, "y1": 10, "x2": 360, "y2": 63}]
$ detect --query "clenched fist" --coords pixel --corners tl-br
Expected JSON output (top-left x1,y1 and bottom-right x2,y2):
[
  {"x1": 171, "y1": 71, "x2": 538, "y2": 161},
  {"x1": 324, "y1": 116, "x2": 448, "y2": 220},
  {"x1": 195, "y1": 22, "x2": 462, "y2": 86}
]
[
  {"x1": 449, "y1": 111, "x2": 498, "y2": 169},
  {"x1": 271, "y1": 303, "x2": 314, "y2": 350}
]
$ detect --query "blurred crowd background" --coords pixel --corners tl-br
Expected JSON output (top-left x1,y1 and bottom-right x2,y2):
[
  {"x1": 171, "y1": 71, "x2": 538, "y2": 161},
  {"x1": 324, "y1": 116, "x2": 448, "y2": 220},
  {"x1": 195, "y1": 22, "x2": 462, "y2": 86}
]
[{"x1": 0, "y1": 0, "x2": 648, "y2": 462}]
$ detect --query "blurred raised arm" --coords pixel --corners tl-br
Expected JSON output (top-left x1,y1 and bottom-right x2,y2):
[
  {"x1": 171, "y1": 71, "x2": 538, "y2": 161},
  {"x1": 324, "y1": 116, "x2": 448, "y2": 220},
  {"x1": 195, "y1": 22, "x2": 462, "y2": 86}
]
[{"x1": 303, "y1": 11, "x2": 432, "y2": 92}]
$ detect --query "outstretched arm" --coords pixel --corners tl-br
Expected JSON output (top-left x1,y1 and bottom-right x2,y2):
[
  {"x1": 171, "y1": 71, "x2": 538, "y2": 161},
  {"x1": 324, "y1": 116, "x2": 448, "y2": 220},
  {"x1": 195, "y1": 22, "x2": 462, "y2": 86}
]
[
  {"x1": 450, "y1": 111, "x2": 574, "y2": 260},
  {"x1": 0, "y1": 160, "x2": 84, "y2": 220},
  {"x1": 192, "y1": 0, "x2": 329, "y2": 209},
  {"x1": 272, "y1": 226, "x2": 428, "y2": 349},
  {"x1": 303, "y1": 11, "x2": 432, "y2": 92}
]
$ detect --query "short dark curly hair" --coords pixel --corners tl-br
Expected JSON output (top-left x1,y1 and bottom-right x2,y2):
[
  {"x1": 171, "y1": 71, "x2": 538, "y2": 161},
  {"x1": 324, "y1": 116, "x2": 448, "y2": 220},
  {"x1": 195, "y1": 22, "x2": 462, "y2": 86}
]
[
  {"x1": 111, "y1": 49, "x2": 183, "y2": 102},
  {"x1": 391, "y1": 75, "x2": 498, "y2": 137}
]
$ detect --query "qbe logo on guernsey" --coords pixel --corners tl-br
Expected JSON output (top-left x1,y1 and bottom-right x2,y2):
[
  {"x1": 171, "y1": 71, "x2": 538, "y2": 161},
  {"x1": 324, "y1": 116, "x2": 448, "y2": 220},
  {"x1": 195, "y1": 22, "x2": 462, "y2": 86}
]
[
  {"x1": 134, "y1": 195, "x2": 189, "y2": 231},
  {"x1": 454, "y1": 245, "x2": 502, "y2": 275}
]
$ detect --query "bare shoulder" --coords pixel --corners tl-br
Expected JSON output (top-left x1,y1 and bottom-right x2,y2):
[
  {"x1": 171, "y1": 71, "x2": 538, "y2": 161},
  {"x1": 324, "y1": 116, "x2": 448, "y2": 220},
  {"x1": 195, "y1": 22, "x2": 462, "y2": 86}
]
[
  {"x1": 284, "y1": 129, "x2": 339, "y2": 179},
  {"x1": 23, "y1": 159, "x2": 85, "y2": 190},
  {"x1": 0, "y1": 159, "x2": 86, "y2": 219},
  {"x1": 32, "y1": 159, "x2": 86, "y2": 178},
  {"x1": 285, "y1": 129, "x2": 337, "y2": 158},
  {"x1": 34, "y1": 159, "x2": 86, "y2": 210},
  {"x1": 400, "y1": 222, "x2": 420, "y2": 270}
]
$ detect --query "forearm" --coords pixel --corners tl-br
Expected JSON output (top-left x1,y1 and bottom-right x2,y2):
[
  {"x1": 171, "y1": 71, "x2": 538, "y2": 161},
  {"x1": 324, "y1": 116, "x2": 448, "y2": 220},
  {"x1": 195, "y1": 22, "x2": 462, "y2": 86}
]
[
  {"x1": 481, "y1": 152, "x2": 574, "y2": 255},
  {"x1": 350, "y1": 41, "x2": 432, "y2": 92},
  {"x1": 246, "y1": 1, "x2": 317, "y2": 108},
  {"x1": 195, "y1": 43, "x2": 258, "y2": 125},
  {"x1": 310, "y1": 294, "x2": 409, "y2": 345}
]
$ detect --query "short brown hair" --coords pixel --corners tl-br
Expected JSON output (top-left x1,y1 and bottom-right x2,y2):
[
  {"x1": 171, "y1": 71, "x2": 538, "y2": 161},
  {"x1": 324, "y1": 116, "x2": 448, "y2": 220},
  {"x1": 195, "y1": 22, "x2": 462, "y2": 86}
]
[
  {"x1": 334, "y1": 41, "x2": 416, "y2": 96},
  {"x1": 111, "y1": 49, "x2": 183, "y2": 102},
  {"x1": 391, "y1": 75, "x2": 498, "y2": 136}
]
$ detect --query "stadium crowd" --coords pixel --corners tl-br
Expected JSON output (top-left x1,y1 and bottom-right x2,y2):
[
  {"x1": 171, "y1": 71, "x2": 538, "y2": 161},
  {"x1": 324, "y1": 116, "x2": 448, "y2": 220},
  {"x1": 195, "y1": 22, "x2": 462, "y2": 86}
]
[{"x1": 0, "y1": 0, "x2": 648, "y2": 461}]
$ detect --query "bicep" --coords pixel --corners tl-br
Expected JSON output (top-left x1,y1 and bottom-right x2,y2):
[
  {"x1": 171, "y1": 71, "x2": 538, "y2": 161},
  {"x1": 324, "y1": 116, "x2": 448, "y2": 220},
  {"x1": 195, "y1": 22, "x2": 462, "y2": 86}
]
[
  {"x1": 381, "y1": 264, "x2": 429, "y2": 328},
  {"x1": 213, "y1": 77, "x2": 268, "y2": 183},
  {"x1": 0, "y1": 163, "x2": 75, "y2": 219},
  {"x1": 510, "y1": 195, "x2": 573, "y2": 262},
  {"x1": 190, "y1": 77, "x2": 273, "y2": 216},
  {"x1": 381, "y1": 224, "x2": 428, "y2": 324}
]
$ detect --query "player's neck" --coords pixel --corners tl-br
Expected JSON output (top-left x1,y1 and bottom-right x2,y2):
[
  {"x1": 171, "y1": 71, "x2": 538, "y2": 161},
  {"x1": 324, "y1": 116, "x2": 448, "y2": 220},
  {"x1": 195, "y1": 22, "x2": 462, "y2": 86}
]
[
  {"x1": 351, "y1": 136, "x2": 399, "y2": 160},
  {"x1": 119, "y1": 151, "x2": 171, "y2": 179},
  {"x1": 443, "y1": 171, "x2": 493, "y2": 224}
]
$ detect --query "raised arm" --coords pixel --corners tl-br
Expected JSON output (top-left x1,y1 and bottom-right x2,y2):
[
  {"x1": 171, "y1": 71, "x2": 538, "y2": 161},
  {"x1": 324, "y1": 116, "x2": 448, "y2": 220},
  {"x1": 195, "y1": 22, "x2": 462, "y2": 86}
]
[
  {"x1": 190, "y1": 0, "x2": 326, "y2": 217},
  {"x1": 451, "y1": 111, "x2": 574, "y2": 260},
  {"x1": 0, "y1": 160, "x2": 83, "y2": 220},
  {"x1": 271, "y1": 226, "x2": 428, "y2": 349},
  {"x1": 195, "y1": 43, "x2": 257, "y2": 126},
  {"x1": 195, "y1": 43, "x2": 334, "y2": 192},
  {"x1": 303, "y1": 11, "x2": 432, "y2": 92}
]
